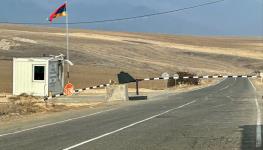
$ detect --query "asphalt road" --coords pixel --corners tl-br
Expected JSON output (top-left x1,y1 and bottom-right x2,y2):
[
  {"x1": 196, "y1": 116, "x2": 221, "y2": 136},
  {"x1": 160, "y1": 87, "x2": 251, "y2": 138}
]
[{"x1": 0, "y1": 78, "x2": 262, "y2": 150}]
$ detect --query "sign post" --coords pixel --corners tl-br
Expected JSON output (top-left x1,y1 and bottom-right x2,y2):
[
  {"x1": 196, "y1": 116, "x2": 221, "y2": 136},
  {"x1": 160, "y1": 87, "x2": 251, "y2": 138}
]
[
  {"x1": 161, "y1": 72, "x2": 170, "y2": 89},
  {"x1": 136, "y1": 80, "x2": 139, "y2": 95}
]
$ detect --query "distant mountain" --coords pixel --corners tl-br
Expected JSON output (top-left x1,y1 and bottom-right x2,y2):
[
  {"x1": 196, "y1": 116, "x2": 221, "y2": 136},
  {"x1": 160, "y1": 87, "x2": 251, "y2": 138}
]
[{"x1": 0, "y1": 0, "x2": 262, "y2": 36}]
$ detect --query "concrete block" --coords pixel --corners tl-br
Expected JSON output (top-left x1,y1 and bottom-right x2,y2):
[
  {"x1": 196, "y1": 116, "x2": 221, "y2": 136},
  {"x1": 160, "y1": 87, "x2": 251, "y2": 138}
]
[
  {"x1": 129, "y1": 96, "x2": 148, "y2": 101},
  {"x1": 106, "y1": 84, "x2": 128, "y2": 101}
]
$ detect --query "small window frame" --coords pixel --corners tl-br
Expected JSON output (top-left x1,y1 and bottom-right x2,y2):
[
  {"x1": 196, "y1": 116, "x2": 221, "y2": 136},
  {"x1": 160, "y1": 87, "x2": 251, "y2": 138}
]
[{"x1": 33, "y1": 65, "x2": 46, "y2": 82}]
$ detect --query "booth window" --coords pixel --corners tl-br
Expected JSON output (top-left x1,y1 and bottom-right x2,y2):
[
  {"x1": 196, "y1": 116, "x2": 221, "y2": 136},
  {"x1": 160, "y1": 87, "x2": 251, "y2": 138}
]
[{"x1": 33, "y1": 66, "x2": 45, "y2": 81}]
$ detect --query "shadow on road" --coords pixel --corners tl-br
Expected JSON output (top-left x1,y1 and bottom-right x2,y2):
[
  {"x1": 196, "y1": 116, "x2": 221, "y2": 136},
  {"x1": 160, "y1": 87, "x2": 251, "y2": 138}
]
[{"x1": 240, "y1": 125, "x2": 263, "y2": 150}]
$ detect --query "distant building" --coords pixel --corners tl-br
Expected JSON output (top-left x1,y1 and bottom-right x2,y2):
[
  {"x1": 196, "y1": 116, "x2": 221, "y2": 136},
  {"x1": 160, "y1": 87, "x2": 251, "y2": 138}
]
[{"x1": 13, "y1": 57, "x2": 64, "y2": 96}]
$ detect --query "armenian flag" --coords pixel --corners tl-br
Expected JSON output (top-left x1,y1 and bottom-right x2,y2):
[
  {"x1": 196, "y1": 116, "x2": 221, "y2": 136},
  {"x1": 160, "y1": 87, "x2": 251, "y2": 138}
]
[{"x1": 49, "y1": 3, "x2": 67, "y2": 22}]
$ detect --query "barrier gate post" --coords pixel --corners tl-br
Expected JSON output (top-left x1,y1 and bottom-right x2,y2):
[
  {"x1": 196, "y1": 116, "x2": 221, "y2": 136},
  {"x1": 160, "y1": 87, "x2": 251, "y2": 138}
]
[{"x1": 136, "y1": 80, "x2": 139, "y2": 95}]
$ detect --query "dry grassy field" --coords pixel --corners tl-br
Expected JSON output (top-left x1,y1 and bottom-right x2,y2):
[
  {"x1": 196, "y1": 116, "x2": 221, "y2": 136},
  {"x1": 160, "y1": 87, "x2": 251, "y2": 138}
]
[{"x1": 0, "y1": 24, "x2": 262, "y2": 92}]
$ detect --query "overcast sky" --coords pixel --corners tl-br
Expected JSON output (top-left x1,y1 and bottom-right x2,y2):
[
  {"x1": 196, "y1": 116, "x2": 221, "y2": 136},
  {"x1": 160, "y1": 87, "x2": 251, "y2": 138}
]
[{"x1": 0, "y1": 0, "x2": 262, "y2": 36}]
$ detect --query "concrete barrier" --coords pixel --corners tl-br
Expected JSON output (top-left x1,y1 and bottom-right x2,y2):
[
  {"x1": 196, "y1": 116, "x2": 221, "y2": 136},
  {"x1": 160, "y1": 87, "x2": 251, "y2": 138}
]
[
  {"x1": 129, "y1": 96, "x2": 147, "y2": 101},
  {"x1": 106, "y1": 84, "x2": 128, "y2": 101}
]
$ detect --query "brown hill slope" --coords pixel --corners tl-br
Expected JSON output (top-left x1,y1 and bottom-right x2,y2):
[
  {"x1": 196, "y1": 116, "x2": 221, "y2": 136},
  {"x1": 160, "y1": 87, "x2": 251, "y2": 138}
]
[{"x1": 0, "y1": 24, "x2": 262, "y2": 92}]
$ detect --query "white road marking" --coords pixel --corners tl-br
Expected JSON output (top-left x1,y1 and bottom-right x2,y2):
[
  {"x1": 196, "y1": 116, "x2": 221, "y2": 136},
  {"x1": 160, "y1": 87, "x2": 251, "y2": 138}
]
[
  {"x1": 249, "y1": 79, "x2": 256, "y2": 90},
  {"x1": 219, "y1": 85, "x2": 229, "y2": 91},
  {"x1": 249, "y1": 79, "x2": 262, "y2": 148},
  {"x1": 226, "y1": 96, "x2": 235, "y2": 102},
  {"x1": 255, "y1": 96, "x2": 262, "y2": 148},
  {"x1": 211, "y1": 104, "x2": 226, "y2": 108},
  {"x1": 63, "y1": 100, "x2": 196, "y2": 150},
  {"x1": 0, "y1": 108, "x2": 116, "y2": 138}
]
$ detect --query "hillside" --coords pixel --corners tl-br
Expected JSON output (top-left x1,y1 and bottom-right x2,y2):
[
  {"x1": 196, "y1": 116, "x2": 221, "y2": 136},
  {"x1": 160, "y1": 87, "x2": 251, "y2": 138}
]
[{"x1": 0, "y1": 24, "x2": 262, "y2": 92}]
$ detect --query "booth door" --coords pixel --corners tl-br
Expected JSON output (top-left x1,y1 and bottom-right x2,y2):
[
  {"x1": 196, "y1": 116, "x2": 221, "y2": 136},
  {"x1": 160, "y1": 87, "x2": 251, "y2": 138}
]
[
  {"x1": 32, "y1": 64, "x2": 48, "y2": 96},
  {"x1": 48, "y1": 61, "x2": 63, "y2": 95}
]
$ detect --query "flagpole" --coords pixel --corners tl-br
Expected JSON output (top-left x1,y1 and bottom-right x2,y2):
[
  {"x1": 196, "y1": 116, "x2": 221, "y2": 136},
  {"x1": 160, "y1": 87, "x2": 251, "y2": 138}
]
[{"x1": 66, "y1": 0, "x2": 70, "y2": 83}]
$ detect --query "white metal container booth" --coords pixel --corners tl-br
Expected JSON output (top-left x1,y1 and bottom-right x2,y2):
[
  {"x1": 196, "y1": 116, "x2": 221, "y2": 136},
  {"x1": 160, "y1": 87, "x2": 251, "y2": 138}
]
[{"x1": 13, "y1": 57, "x2": 64, "y2": 97}]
